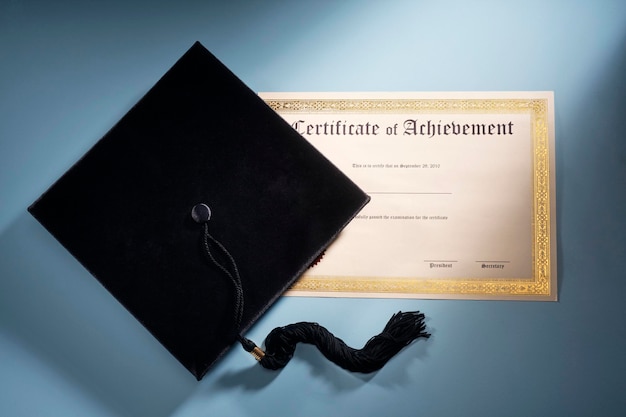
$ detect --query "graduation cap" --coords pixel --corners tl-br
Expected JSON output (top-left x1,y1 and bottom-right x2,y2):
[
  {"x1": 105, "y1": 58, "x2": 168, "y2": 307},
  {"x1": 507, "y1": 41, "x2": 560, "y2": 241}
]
[{"x1": 28, "y1": 42, "x2": 429, "y2": 380}]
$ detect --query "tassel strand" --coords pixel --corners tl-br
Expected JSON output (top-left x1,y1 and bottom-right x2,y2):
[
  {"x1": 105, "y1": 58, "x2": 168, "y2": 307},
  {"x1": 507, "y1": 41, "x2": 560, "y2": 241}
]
[{"x1": 253, "y1": 311, "x2": 429, "y2": 373}]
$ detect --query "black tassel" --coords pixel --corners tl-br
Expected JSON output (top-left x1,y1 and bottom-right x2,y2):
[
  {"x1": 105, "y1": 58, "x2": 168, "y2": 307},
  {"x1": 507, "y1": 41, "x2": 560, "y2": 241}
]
[
  {"x1": 242, "y1": 311, "x2": 430, "y2": 373},
  {"x1": 193, "y1": 205, "x2": 430, "y2": 373}
]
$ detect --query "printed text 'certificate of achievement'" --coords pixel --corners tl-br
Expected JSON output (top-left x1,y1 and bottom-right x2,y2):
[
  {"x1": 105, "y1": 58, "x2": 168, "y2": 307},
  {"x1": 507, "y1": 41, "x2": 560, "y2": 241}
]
[{"x1": 261, "y1": 92, "x2": 556, "y2": 301}]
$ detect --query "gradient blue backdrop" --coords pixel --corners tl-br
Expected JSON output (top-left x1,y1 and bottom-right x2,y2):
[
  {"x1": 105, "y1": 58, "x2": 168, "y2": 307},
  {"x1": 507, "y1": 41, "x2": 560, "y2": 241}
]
[{"x1": 1, "y1": 1, "x2": 625, "y2": 416}]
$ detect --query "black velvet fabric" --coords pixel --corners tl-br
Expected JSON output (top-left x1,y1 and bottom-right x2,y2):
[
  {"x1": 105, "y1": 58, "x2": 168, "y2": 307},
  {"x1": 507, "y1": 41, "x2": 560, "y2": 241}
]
[{"x1": 28, "y1": 42, "x2": 369, "y2": 380}]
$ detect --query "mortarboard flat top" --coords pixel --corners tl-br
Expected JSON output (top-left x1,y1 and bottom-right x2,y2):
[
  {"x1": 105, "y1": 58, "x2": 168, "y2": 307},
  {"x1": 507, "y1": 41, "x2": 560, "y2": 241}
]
[{"x1": 28, "y1": 42, "x2": 369, "y2": 380}]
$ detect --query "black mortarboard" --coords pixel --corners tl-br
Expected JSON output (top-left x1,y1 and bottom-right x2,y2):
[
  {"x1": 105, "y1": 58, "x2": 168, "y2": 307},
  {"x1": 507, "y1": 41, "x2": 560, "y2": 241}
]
[{"x1": 28, "y1": 42, "x2": 428, "y2": 380}]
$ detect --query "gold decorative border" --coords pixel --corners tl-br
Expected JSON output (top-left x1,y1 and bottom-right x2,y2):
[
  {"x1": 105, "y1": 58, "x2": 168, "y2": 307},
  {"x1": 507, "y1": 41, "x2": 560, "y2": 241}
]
[{"x1": 265, "y1": 97, "x2": 554, "y2": 299}]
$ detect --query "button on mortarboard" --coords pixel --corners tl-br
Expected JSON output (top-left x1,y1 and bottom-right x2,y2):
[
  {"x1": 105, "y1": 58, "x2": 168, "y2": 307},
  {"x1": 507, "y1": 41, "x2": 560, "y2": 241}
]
[{"x1": 191, "y1": 203, "x2": 211, "y2": 223}]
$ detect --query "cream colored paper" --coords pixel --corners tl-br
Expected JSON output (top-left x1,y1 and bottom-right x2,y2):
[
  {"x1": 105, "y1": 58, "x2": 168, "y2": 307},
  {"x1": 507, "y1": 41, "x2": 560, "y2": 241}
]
[{"x1": 260, "y1": 92, "x2": 556, "y2": 300}]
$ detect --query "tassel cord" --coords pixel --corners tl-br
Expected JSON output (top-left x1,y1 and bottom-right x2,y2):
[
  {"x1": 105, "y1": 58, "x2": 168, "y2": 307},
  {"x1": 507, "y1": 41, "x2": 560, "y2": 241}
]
[
  {"x1": 199, "y1": 221, "x2": 259, "y2": 354},
  {"x1": 202, "y1": 223, "x2": 244, "y2": 330}
]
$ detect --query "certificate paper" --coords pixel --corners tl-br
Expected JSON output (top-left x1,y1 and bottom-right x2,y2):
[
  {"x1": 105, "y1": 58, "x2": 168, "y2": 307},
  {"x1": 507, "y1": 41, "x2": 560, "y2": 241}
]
[{"x1": 261, "y1": 92, "x2": 556, "y2": 300}]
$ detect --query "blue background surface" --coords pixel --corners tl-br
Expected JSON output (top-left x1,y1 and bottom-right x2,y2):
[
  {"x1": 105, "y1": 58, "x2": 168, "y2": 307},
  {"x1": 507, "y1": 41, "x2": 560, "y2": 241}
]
[{"x1": 1, "y1": 1, "x2": 625, "y2": 416}]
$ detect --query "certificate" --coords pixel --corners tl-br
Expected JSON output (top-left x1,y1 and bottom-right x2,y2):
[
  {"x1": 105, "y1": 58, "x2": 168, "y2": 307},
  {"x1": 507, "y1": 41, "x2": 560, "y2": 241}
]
[{"x1": 261, "y1": 92, "x2": 556, "y2": 300}]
